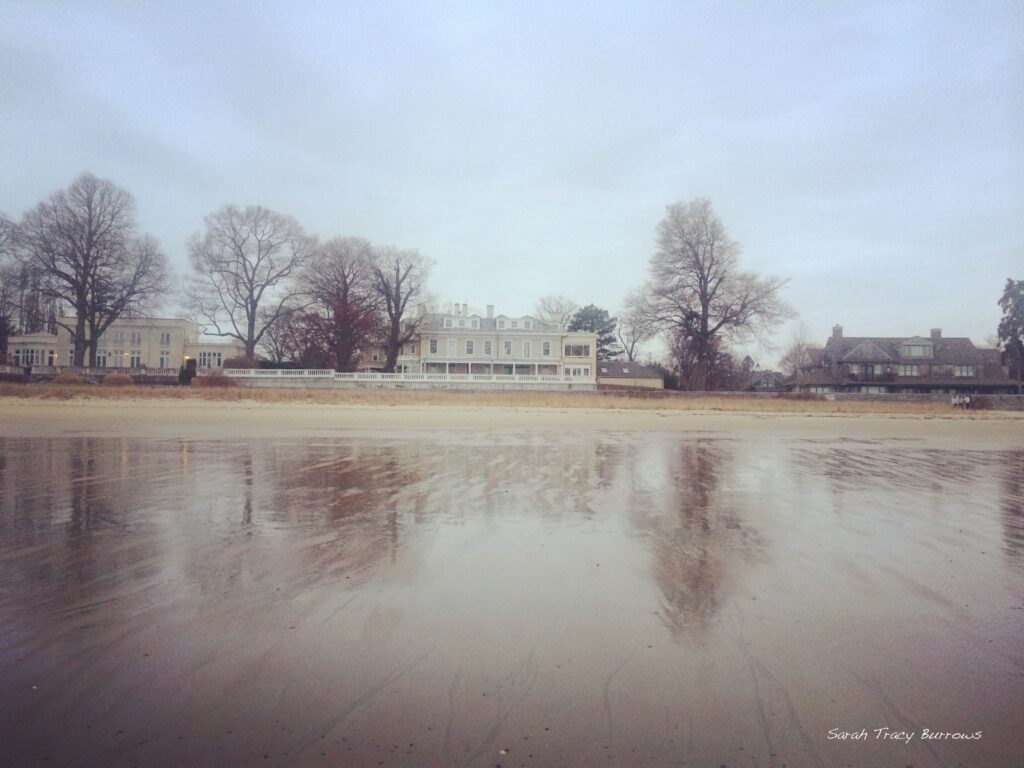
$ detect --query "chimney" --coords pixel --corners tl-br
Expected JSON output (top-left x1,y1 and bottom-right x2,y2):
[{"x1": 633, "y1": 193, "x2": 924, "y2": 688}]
[
  {"x1": 930, "y1": 328, "x2": 941, "y2": 340},
  {"x1": 832, "y1": 324, "x2": 843, "y2": 340},
  {"x1": 486, "y1": 304, "x2": 494, "y2": 319},
  {"x1": 462, "y1": 303, "x2": 468, "y2": 317}
]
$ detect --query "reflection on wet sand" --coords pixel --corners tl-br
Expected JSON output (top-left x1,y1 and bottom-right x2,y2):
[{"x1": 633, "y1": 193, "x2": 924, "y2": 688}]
[
  {"x1": 0, "y1": 433, "x2": 1022, "y2": 767},
  {"x1": 1000, "y1": 450, "x2": 1024, "y2": 562}
]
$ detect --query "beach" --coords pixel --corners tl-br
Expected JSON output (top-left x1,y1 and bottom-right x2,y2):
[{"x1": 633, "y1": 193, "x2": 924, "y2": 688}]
[{"x1": 1, "y1": 396, "x2": 1022, "y2": 767}]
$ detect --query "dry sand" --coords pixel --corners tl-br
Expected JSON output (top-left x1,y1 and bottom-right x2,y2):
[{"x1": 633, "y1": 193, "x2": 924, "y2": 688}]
[{"x1": 2, "y1": 395, "x2": 1023, "y2": 443}]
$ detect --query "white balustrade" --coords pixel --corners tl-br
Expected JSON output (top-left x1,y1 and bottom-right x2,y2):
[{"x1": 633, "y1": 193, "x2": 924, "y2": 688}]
[{"x1": 221, "y1": 368, "x2": 596, "y2": 386}]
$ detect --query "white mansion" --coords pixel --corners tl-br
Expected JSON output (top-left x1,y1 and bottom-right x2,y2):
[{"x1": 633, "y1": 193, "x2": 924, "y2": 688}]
[
  {"x1": 361, "y1": 304, "x2": 598, "y2": 378},
  {"x1": 6, "y1": 317, "x2": 244, "y2": 371}
]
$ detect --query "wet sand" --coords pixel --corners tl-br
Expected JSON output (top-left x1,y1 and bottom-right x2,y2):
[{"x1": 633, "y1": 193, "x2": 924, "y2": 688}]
[{"x1": 1, "y1": 401, "x2": 1023, "y2": 767}]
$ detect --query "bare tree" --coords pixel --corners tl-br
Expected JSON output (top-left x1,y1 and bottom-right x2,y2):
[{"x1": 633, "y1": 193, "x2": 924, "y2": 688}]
[
  {"x1": 0, "y1": 216, "x2": 15, "y2": 358},
  {"x1": 617, "y1": 289, "x2": 657, "y2": 362},
  {"x1": 778, "y1": 323, "x2": 815, "y2": 381},
  {"x1": 644, "y1": 198, "x2": 792, "y2": 389},
  {"x1": 15, "y1": 173, "x2": 170, "y2": 365},
  {"x1": 372, "y1": 247, "x2": 433, "y2": 372},
  {"x1": 534, "y1": 295, "x2": 578, "y2": 330},
  {"x1": 300, "y1": 237, "x2": 380, "y2": 370},
  {"x1": 258, "y1": 307, "x2": 302, "y2": 365},
  {"x1": 186, "y1": 205, "x2": 314, "y2": 359}
]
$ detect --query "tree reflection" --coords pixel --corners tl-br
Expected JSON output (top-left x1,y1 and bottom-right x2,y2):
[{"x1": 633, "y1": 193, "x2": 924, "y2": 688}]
[
  {"x1": 630, "y1": 440, "x2": 764, "y2": 638},
  {"x1": 1000, "y1": 450, "x2": 1024, "y2": 562}
]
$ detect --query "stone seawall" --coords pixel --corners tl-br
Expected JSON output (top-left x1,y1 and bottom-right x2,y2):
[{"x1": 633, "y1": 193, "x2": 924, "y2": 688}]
[{"x1": 590, "y1": 388, "x2": 1024, "y2": 410}]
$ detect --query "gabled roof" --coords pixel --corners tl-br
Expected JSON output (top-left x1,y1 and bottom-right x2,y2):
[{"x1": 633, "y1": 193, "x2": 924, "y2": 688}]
[
  {"x1": 841, "y1": 340, "x2": 894, "y2": 362},
  {"x1": 824, "y1": 334, "x2": 991, "y2": 365}
]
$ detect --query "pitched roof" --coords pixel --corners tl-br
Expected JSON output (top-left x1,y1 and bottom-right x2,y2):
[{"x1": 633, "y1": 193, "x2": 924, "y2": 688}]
[
  {"x1": 597, "y1": 361, "x2": 663, "y2": 379},
  {"x1": 417, "y1": 313, "x2": 562, "y2": 333},
  {"x1": 823, "y1": 334, "x2": 994, "y2": 365},
  {"x1": 841, "y1": 340, "x2": 895, "y2": 362}
]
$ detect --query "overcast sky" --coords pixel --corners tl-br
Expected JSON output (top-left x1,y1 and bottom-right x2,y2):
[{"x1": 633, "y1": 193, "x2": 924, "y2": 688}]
[{"x1": 2, "y1": 1, "x2": 1022, "y2": 362}]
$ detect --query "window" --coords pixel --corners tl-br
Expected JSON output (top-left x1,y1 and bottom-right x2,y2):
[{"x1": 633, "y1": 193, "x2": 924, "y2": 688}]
[
  {"x1": 472, "y1": 319, "x2": 479, "y2": 329},
  {"x1": 444, "y1": 318, "x2": 452, "y2": 328},
  {"x1": 409, "y1": 343, "x2": 417, "y2": 354},
  {"x1": 113, "y1": 330, "x2": 124, "y2": 344},
  {"x1": 67, "y1": 350, "x2": 75, "y2": 366},
  {"x1": 447, "y1": 339, "x2": 457, "y2": 356},
  {"x1": 503, "y1": 340, "x2": 512, "y2": 356},
  {"x1": 466, "y1": 340, "x2": 474, "y2": 355},
  {"x1": 159, "y1": 352, "x2": 171, "y2": 368},
  {"x1": 497, "y1": 319, "x2": 506, "y2": 329},
  {"x1": 429, "y1": 339, "x2": 438, "y2": 354},
  {"x1": 458, "y1": 319, "x2": 466, "y2": 327},
  {"x1": 198, "y1": 351, "x2": 222, "y2": 368},
  {"x1": 898, "y1": 364, "x2": 919, "y2": 376},
  {"x1": 484, "y1": 340, "x2": 492, "y2": 355},
  {"x1": 129, "y1": 350, "x2": 142, "y2": 368},
  {"x1": 525, "y1": 320, "x2": 532, "y2": 330},
  {"x1": 511, "y1": 320, "x2": 519, "y2": 329},
  {"x1": 113, "y1": 349, "x2": 125, "y2": 366},
  {"x1": 523, "y1": 341, "x2": 531, "y2": 358},
  {"x1": 160, "y1": 332, "x2": 172, "y2": 346},
  {"x1": 542, "y1": 341, "x2": 551, "y2": 356},
  {"x1": 954, "y1": 365, "x2": 975, "y2": 377},
  {"x1": 901, "y1": 344, "x2": 932, "y2": 358},
  {"x1": 564, "y1": 344, "x2": 591, "y2": 357},
  {"x1": 129, "y1": 331, "x2": 142, "y2": 346}
]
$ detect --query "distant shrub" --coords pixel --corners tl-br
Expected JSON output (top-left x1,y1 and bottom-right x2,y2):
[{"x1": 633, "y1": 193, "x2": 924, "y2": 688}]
[
  {"x1": 223, "y1": 355, "x2": 258, "y2": 369},
  {"x1": 53, "y1": 371, "x2": 85, "y2": 384},
  {"x1": 0, "y1": 373, "x2": 28, "y2": 384},
  {"x1": 195, "y1": 373, "x2": 239, "y2": 388},
  {"x1": 776, "y1": 391, "x2": 824, "y2": 401},
  {"x1": 102, "y1": 372, "x2": 135, "y2": 387}
]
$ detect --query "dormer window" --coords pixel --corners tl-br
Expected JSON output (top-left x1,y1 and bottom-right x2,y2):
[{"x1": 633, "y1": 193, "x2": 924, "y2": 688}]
[
  {"x1": 511, "y1": 320, "x2": 519, "y2": 329},
  {"x1": 525, "y1": 320, "x2": 533, "y2": 330},
  {"x1": 497, "y1": 319, "x2": 506, "y2": 329},
  {"x1": 444, "y1": 318, "x2": 452, "y2": 328},
  {"x1": 472, "y1": 319, "x2": 479, "y2": 329},
  {"x1": 900, "y1": 343, "x2": 932, "y2": 358},
  {"x1": 458, "y1": 319, "x2": 466, "y2": 327}
]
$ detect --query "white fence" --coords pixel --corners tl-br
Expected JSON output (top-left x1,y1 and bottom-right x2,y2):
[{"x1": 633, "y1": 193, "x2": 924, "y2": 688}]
[
  {"x1": 1, "y1": 364, "x2": 180, "y2": 377},
  {"x1": 223, "y1": 369, "x2": 596, "y2": 386}
]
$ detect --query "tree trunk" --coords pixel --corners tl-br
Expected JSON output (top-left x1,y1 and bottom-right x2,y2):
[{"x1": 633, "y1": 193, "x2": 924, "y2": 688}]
[{"x1": 73, "y1": 315, "x2": 87, "y2": 367}]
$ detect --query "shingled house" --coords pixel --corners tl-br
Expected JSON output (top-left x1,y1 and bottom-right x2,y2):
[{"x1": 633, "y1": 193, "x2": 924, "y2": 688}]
[{"x1": 792, "y1": 326, "x2": 1017, "y2": 394}]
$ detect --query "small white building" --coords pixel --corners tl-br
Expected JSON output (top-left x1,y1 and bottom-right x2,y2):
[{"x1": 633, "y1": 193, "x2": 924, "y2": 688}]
[{"x1": 6, "y1": 317, "x2": 244, "y2": 371}]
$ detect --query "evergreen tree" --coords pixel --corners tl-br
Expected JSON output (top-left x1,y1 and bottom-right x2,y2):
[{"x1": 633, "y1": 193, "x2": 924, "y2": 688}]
[
  {"x1": 998, "y1": 278, "x2": 1024, "y2": 385},
  {"x1": 568, "y1": 304, "x2": 622, "y2": 360}
]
